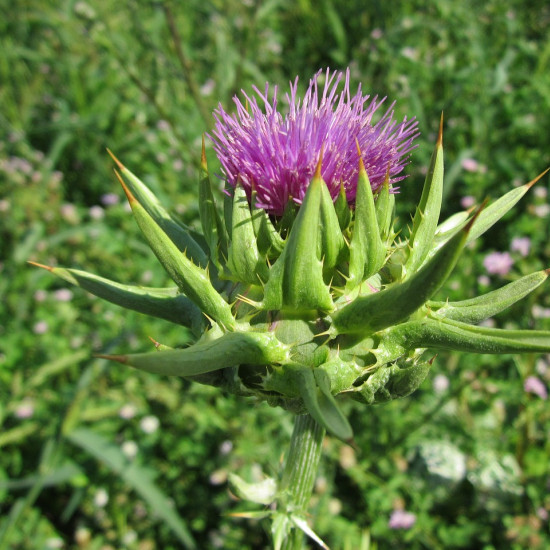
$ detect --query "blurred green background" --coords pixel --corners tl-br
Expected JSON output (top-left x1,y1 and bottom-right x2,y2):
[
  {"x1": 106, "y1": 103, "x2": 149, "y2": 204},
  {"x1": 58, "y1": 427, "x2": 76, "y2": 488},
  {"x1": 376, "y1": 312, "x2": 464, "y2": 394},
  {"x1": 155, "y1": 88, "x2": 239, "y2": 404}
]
[{"x1": 1, "y1": 1, "x2": 549, "y2": 548}]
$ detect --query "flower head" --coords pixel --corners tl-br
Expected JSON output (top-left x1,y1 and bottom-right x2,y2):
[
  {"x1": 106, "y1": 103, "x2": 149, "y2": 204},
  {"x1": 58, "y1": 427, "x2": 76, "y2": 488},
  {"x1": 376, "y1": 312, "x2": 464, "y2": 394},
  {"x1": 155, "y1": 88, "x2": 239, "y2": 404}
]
[{"x1": 210, "y1": 69, "x2": 419, "y2": 215}]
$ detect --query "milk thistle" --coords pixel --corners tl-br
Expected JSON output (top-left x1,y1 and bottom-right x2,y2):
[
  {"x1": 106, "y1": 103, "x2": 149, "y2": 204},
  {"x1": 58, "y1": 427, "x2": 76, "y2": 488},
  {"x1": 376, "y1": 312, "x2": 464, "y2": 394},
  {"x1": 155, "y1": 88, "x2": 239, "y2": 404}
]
[{"x1": 34, "y1": 69, "x2": 550, "y2": 549}]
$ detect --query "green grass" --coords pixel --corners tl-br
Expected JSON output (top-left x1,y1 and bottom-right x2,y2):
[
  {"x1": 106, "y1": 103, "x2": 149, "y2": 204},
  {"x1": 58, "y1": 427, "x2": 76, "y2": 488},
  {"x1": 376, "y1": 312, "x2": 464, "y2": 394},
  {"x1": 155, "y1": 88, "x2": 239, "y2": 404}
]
[{"x1": 1, "y1": 1, "x2": 549, "y2": 548}]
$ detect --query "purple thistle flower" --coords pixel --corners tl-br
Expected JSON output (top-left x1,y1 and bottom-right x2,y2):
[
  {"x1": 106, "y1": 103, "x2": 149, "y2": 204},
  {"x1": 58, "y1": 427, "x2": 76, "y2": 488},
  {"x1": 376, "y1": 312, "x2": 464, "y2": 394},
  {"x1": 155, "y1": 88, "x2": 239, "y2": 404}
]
[{"x1": 209, "y1": 68, "x2": 419, "y2": 215}]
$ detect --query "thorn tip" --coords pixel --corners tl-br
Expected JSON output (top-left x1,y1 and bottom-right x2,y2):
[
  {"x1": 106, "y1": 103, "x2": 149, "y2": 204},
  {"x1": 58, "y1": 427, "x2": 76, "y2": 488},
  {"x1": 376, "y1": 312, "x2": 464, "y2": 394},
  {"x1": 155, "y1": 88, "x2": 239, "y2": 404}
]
[
  {"x1": 437, "y1": 112, "x2": 444, "y2": 148},
  {"x1": 27, "y1": 260, "x2": 53, "y2": 271},
  {"x1": 106, "y1": 148, "x2": 125, "y2": 170}
]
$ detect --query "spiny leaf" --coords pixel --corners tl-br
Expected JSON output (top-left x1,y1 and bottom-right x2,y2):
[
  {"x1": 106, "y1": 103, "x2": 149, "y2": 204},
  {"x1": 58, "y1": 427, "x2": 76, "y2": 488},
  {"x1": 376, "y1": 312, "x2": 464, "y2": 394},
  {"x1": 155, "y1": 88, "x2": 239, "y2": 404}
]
[
  {"x1": 29, "y1": 262, "x2": 205, "y2": 335},
  {"x1": 333, "y1": 205, "x2": 482, "y2": 335},
  {"x1": 250, "y1": 187, "x2": 285, "y2": 260},
  {"x1": 262, "y1": 162, "x2": 334, "y2": 313},
  {"x1": 389, "y1": 317, "x2": 550, "y2": 355},
  {"x1": 334, "y1": 182, "x2": 351, "y2": 231},
  {"x1": 96, "y1": 331, "x2": 291, "y2": 377},
  {"x1": 115, "y1": 171, "x2": 235, "y2": 330},
  {"x1": 227, "y1": 185, "x2": 269, "y2": 284},
  {"x1": 108, "y1": 149, "x2": 208, "y2": 267},
  {"x1": 199, "y1": 137, "x2": 227, "y2": 267},
  {"x1": 405, "y1": 114, "x2": 444, "y2": 273},
  {"x1": 347, "y1": 147, "x2": 386, "y2": 289},
  {"x1": 374, "y1": 170, "x2": 394, "y2": 243},
  {"x1": 467, "y1": 169, "x2": 549, "y2": 243},
  {"x1": 429, "y1": 269, "x2": 549, "y2": 324},
  {"x1": 292, "y1": 365, "x2": 352, "y2": 441}
]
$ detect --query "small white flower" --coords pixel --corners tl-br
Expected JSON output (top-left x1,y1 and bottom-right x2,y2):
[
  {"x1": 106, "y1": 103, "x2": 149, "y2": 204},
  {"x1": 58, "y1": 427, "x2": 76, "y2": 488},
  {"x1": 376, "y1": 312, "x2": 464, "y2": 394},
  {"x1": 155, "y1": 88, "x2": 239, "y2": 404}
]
[
  {"x1": 122, "y1": 440, "x2": 138, "y2": 459},
  {"x1": 433, "y1": 374, "x2": 450, "y2": 394},
  {"x1": 89, "y1": 205, "x2": 105, "y2": 220},
  {"x1": 219, "y1": 440, "x2": 233, "y2": 455},
  {"x1": 119, "y1": 403, "x2": 138, "y2": 419},
  {"x1": 94, "y1": 488, "x2": 109, "y2": 508},
  {"x1": 140, "y1": 415, "x2": 160, "y2": 434}
]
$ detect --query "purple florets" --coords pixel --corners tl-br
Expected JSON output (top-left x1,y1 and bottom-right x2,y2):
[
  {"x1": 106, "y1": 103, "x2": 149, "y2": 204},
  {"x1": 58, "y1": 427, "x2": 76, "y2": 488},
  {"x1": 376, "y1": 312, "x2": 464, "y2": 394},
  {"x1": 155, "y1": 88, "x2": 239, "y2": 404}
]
[{"x1": 209, "y1": 68, "x2": 419, "y2": 215}]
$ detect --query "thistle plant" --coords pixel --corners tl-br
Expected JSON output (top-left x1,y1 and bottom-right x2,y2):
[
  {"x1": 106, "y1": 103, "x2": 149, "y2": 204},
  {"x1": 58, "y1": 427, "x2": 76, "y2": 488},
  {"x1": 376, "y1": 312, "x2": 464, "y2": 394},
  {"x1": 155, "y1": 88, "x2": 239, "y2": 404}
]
[{"x1": 34, "y1": 69, "x2": 550, "y2": 549}]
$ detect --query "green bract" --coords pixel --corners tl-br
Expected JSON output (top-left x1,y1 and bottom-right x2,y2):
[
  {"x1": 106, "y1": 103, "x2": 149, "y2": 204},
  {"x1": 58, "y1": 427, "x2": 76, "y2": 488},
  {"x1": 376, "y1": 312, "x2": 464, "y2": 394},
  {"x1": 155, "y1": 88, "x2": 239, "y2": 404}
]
[{"x1": 36, "y1": 122, "x2": 550, "y2": 442}]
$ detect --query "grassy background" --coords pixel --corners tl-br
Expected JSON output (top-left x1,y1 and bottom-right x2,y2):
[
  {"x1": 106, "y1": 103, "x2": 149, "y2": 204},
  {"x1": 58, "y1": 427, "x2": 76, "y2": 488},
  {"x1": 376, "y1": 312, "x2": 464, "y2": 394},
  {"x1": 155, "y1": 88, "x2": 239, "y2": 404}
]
[{"x1": 1, "y1": 1, "x2": 550, "y2": 548}]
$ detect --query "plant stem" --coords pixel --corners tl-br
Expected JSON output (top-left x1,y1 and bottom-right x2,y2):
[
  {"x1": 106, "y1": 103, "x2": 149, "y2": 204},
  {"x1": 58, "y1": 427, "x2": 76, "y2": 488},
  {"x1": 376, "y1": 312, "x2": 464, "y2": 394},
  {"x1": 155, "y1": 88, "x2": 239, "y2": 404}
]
[{"x1": 279, "y1": 414, "x2": 325, "y2": 550}]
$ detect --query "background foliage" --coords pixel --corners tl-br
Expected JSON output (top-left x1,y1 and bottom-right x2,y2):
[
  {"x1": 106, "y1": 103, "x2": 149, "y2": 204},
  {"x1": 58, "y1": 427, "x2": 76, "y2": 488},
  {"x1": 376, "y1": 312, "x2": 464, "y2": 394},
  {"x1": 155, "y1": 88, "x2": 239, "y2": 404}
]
[{"x1": 1, "y1": 0, "x2": 549, "y2": 548}]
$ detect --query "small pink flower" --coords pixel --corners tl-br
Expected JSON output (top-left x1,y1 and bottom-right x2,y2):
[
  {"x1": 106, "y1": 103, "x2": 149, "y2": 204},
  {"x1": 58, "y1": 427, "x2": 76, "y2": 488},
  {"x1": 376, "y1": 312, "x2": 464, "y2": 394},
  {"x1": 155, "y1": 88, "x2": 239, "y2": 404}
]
[
  {"x1": 101, "y1": 193, "x2": 120, "y2": 206},
  {"x1": 157, "y1": 119, "x2": 170, "y2": 132},
  {"x1": 15, "y1": 401, "x2": 35, "y2": 419},
  {"x1": 461, "y1": 158, "x2": 480, "y2": 172},
  {"x1": 524, "y1": 376, "x2": 548, "y2": 399},
  {"x1": 483, "y1": 252, "x2": 514, "y2": 276},
  {"x1": 34, "y1": 289, "x2": 48, "y2": 302},
  {"x1": 54, "y1": 288, "x2": 73, "y2": 302},
  {"x1": 33, "y1": 321, "x2": 49, "y2": 334},
  {"x1": 389, "y1": 509, "x2": 416, "y2": 529},
  {"x1": 510, "y1": 236, "x2": 531, "y2": 257},
  {"x1": 460, "y1": 195, "x2": 476, "y2": 209},
  {"x1": 371, "y1": 28, "x2": 383, "y2": 39}
]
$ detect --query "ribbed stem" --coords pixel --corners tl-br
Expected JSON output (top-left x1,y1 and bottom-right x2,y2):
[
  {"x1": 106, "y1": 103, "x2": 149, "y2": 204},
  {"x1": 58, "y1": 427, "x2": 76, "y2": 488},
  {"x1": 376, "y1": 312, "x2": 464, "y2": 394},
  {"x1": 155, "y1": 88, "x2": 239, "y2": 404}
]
[{"x1": 279, "y1": 414, "x2": 325, "y2": 550}]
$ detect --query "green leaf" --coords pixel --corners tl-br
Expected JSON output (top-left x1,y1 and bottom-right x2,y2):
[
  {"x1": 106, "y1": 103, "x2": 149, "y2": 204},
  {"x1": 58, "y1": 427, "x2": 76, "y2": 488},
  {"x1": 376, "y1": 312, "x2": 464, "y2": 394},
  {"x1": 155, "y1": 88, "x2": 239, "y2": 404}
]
[
  {"x1": 68, "y1": 428, "x2": 197, "y2": 549},
  {"x1": 386, "y1": 357, "x2": 432, "y2": 399},
  {"x1": 429, "y1": 269, "x2": 549, "y2": 324},
  {"x1": 347, "y1": 158, "x2": 386, "y2": 289},
  {"x1": 250, "y1": 189, "x2": 285, "y2": 260},
  {"x1": 292, "y1": 365, "x2": 352, "y2": 441},
  {"x1": 228, "y1": 473, "x2": 277, "y2": 505},
  {"x1": 405, "y1": 116, "x2": 444, "y2": 274},
  {"x1": 223, "y1": 179, "x2": 234, "y2": 238},
  {"x1": 333, "y1": 208, "x2": 477, "y2": 335},
  {"x1": 109, "y1": 151, "x2": 208, "y2": 267},
  {"x1": 262, "y1": 172, "x2": 334, "y2": 313},
  {"x1": 390, "y1": 317, "x2": 550, "y2": 355},
  {"x1": 98, "y1": 330, "x2": 291, "y2": 377},
  {"x1": 334, "y1": 183, "x2": 351, "y2": 231},
  {"x1": 34, "y1": 263, "x2": 205, "y2": 335},
  {"x1": 375, "y1": 176, "x2": 394, "y2": 243},
  {"x1": 0, "y1": 461, "x2": 83, "y2": 490},
  {"x1": 199, "y1": 139, "x2": 227, "y2": 267},
  {"x1": 319, "y1": 179, "x2": 346, "y2": 276},
  {"x1": 227, "y1": 185, "x2": 269, "y2": 284},
  {"x1": 117, "y1": 173, "x2": 235, "y2": 330}
]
